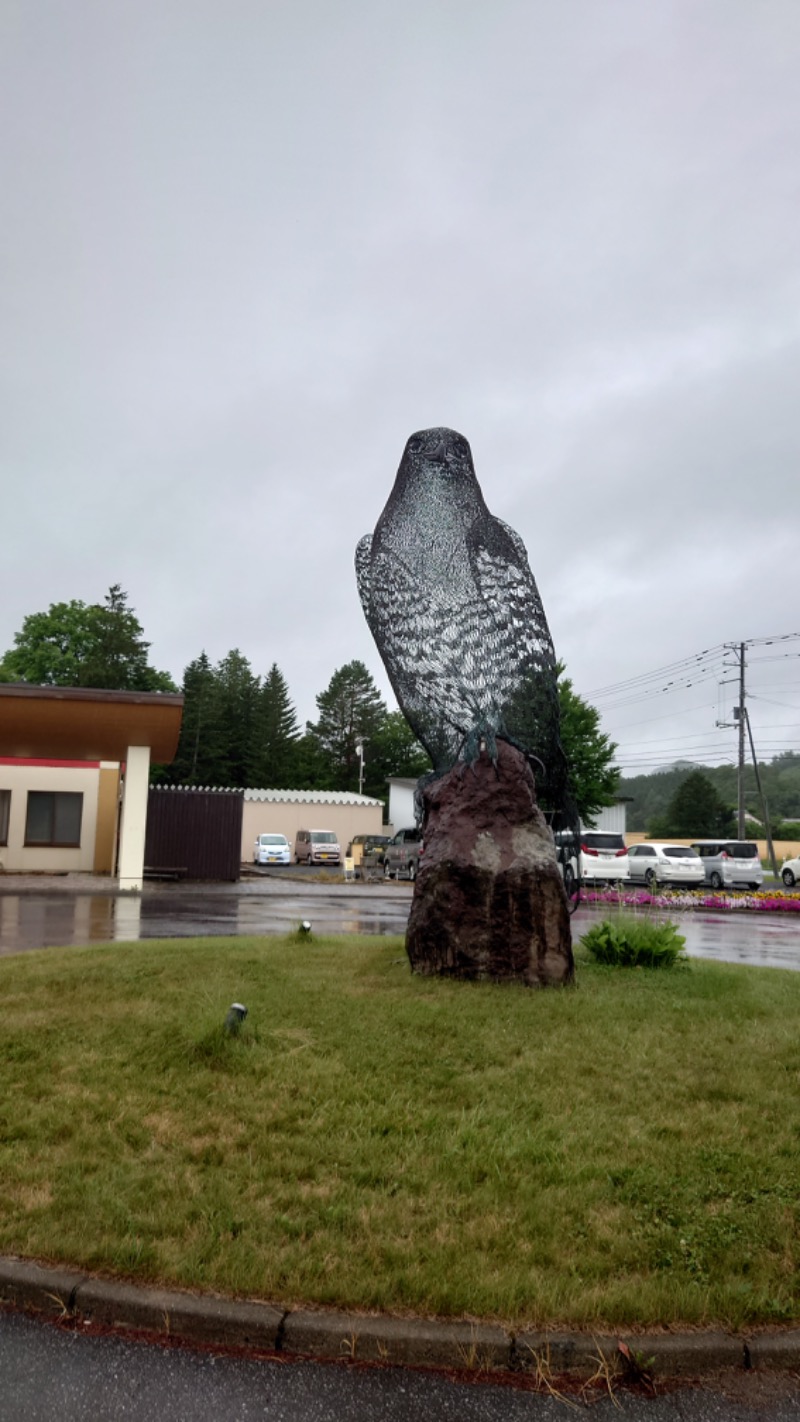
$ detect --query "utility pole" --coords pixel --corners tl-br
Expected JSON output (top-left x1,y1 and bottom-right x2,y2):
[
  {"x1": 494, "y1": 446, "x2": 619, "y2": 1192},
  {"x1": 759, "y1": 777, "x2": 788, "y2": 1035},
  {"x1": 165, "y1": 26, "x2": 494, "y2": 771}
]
[
  {"x1": 744, "y1": 708, "x2": 779, "y2": 879},
  {"x1": 736, "y1": 641, "x2": 746, "y2": 839}
]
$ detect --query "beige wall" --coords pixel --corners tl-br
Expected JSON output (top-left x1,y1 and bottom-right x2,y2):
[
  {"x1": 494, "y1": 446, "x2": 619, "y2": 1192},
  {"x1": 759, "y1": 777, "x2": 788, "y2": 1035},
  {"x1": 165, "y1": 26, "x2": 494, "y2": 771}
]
[
  {"x1": 0, "y1": 762, "x2": 101, "y2": 873},
  {"x1": 94, "y1": 763, "x2": 121, "y2": 875},
  {"x1": 241, "y1": 800, "x2": 386, "y2": 862},
  {"x1": 626, "y1": 830, "x2": 800, "y2": 860}
]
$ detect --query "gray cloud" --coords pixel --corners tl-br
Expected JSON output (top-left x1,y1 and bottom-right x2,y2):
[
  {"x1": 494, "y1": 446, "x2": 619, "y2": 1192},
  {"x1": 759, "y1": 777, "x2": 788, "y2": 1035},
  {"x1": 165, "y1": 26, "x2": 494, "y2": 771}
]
[{"x1": 2, "y1": 0, "x2": 798, "y2": 770}]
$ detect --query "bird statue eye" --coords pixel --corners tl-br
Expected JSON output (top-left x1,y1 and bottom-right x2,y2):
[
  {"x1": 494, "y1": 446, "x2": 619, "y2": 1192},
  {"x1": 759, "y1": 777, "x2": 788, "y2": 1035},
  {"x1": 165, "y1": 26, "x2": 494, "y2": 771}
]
[{"x1": 407, "y1": 438, "x2": 422, "y2": 454}]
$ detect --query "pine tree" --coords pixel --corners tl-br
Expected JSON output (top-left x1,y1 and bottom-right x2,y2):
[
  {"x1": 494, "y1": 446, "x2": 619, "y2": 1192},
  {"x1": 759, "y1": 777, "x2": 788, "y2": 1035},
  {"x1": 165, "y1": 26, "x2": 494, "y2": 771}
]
[
  {"x1": 251, "y1": 663, "x2": 300, "y2": 788},
  {"x1": 652, "y1": 771, "x2": 735, "y2": 838},
  {"x1": 215, "y1": 649, "x2": 261, "y2": 787},
  {"x1": 167, "y1": 653, "x2": 229, "y2": 785},
  {"x1": 306, "y1": 661, "x2": 388, "y2": 792}
]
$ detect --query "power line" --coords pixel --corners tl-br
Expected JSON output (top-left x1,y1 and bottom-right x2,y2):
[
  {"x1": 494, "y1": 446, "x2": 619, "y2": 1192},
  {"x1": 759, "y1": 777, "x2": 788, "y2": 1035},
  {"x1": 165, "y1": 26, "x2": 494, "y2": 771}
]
[{"x1": 587, "y1": 635, "x2": 800, "y2": 701}]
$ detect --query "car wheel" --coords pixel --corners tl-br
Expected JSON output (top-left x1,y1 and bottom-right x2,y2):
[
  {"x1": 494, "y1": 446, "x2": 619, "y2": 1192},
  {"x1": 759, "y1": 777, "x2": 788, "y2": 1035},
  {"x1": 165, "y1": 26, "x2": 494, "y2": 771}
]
[
  {"x1": 384, "y1": 860, "x2": 393, "y2": 880},
  {"x1": 644, "y1": 868, "x2": 657, "y2": 889},
  {"x1": 709, "y1": 872, "x2": 723, "y2": 890},
  {"x1": 782, "y1": 868, "x2": 796, "y2": 887},
  {"x1": 563, "y1": 863, "x2": 575, "y2": 896}
]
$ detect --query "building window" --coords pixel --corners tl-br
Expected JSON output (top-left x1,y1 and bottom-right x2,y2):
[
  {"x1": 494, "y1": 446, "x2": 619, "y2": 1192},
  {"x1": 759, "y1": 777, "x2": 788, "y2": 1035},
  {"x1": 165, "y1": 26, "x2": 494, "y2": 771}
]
[
  {"x1": 24, "y1": 792, "x2": 83, "y2": 848},
  {"x1": 0, "y1": 789, "x2": 9, "y2": 846}
]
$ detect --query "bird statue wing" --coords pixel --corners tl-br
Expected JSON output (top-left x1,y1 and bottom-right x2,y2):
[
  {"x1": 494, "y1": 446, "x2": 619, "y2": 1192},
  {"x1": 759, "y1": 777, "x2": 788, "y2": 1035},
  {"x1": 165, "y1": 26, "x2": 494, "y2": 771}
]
[
  {"x1": 357, "y1": 537, "x2": 470, "y2": 770},
  {"x1": 467, "y1": 515, "x2": 557, "y2": 690},
  {"x1": 355, "y1": 534, "x2": 374, "y2": 626}
]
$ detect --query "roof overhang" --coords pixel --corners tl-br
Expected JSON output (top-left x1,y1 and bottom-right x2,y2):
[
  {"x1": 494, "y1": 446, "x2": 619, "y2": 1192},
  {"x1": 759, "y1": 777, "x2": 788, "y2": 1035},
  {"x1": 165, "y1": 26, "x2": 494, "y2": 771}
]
[{"x1": 0, "y1": 685, "x2": 184, "y2": 763}]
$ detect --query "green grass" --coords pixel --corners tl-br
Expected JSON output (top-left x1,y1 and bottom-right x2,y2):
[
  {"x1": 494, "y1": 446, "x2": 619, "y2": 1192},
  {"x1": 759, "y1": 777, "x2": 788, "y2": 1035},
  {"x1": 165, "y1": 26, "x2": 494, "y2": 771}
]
[{"x1": 1, "y1": 933, "x2": 799, "y2": 1330}]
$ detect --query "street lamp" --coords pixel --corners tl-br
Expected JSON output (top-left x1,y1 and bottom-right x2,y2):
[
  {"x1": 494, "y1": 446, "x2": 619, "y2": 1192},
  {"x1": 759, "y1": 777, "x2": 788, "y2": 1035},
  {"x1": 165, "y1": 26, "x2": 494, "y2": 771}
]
[{"x1": 355, "y1": 740, "x2": 365, "y2": 795}]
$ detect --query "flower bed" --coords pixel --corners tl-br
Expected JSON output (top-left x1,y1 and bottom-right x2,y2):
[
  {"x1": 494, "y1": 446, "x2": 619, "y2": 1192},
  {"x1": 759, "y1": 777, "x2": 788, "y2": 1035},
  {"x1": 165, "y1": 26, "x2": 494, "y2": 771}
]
[{"x1": 581, "y1": 887, "x2": 800, "y2": 914}]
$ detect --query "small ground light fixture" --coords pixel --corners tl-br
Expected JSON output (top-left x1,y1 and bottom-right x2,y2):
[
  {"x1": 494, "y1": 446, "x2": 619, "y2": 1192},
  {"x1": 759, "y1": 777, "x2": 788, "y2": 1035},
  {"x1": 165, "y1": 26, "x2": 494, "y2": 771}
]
[
  {"x1": 224, "y1": 1002, "x2": 248, "y2": 1035},
  {"x1": 300, "y1": 920, "x2": 312, "y2": 934}
]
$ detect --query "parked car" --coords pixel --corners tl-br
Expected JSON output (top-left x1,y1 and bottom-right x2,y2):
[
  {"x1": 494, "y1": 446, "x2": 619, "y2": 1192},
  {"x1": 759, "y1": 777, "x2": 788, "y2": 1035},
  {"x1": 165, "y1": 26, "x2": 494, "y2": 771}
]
[
  {"x1": 628, "y1": 843, "x2": 705, "y2": 889},
  {"x1": 253, "y1": 833, "x2": 291, "y2": 865},
  {"x1": 690, "y1": 840, "x2": 763, "y2": 890},
  {"x1": 383, "y1": 827, "x2": 423, "y2": 881},
  {"x1": 294, "y1": 829, "x2": 342, "y2": 866},
  {"x1": 780, "y1": 853, "x2": 800, "y2": 888},
  {"x1": 576, "y1": 830, "x2": 630, "y2": 885},
  {"x1": 346, "y1": 833, "x2": 392, "y2": 875}
]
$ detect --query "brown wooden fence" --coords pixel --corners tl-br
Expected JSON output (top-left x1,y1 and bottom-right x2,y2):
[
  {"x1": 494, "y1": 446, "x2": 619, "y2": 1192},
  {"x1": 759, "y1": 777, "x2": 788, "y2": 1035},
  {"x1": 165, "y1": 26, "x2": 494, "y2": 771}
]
[{"x1": 145, "y1": 788, "x2": 244, "y2": 881}]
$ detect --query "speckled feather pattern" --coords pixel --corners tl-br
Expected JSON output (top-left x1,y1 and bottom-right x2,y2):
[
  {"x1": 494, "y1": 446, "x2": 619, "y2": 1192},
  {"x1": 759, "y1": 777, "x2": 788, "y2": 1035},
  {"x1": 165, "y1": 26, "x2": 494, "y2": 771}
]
[{"x1": 356, "y1": 428, "x2": 570, "y2": 820}]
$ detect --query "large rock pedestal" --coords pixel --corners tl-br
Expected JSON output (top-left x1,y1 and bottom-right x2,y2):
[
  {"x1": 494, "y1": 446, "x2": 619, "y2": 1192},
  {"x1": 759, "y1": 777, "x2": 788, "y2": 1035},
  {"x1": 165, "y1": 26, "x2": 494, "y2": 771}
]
[{"x1": 406, "y1": 741, "x2": 574, "y2": 986}]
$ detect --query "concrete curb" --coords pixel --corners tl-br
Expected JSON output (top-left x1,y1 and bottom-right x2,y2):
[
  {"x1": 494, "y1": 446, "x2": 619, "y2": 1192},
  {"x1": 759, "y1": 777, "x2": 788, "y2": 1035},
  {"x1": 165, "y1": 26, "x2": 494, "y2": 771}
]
[{"x1": 1, "y1": 1255, "x2": 798, "y2": 1379}]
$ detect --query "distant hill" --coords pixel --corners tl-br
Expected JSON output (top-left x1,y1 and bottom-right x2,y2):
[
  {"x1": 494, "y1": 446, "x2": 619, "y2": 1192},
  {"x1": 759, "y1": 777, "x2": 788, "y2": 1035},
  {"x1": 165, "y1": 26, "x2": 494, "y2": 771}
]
[
  {"x1": 651, "y1": 759, "x2": 703, "y2": 775},
  {"x1": 620, "y1": 751, "x2": 800, "y2": 832}
]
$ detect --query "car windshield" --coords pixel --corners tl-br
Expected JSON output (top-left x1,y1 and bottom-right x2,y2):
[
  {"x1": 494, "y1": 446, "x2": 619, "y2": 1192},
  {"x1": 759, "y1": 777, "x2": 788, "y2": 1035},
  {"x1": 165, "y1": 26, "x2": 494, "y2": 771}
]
[
  {"x1": 582, "y1": 834, "x2": 625, "y2": 851},
  {"x1": 664, "y1": 847, "x2": 698, "y2": 859},
  {"x1": 311, "y1": 832, "x2": 337, "y2": 843},
  {"x1": 260, "y1": 835, "x2": 286, "y2": 845},
  {"x1": 726, "y1": 842, "x2": 758, "y2": 858}
]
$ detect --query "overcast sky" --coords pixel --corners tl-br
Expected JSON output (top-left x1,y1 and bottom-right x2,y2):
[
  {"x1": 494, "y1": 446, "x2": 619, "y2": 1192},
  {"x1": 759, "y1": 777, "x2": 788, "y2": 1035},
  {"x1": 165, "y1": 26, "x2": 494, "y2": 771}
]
[{"x1": 2, "y1": 1, "x2": 798, "y2": 774}]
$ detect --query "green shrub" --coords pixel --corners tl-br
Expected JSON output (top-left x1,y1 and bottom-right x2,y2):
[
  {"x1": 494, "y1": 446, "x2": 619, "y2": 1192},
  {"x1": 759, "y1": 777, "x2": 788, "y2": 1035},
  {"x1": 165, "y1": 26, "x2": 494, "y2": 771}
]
[{"x1": 581, "y1": 915, "x2": 686, "y2": 968}]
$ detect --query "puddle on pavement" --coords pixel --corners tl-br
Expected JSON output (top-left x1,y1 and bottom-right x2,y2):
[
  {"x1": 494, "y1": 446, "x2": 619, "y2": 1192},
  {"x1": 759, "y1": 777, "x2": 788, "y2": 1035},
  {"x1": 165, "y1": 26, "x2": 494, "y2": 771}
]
[
  {"x1": 0, "y1": 892, "x2": 411, "y2": 954},
  {"x1": 1, "y1": 891, "x2": 799, "y2": 967}
]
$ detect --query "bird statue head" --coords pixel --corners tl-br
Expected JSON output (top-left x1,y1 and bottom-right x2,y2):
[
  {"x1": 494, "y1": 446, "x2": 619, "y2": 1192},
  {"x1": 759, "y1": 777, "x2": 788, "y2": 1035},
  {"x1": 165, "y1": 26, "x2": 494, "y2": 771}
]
[{"x1": 384, "y1": 427, "x2": 486, "y2": 529}]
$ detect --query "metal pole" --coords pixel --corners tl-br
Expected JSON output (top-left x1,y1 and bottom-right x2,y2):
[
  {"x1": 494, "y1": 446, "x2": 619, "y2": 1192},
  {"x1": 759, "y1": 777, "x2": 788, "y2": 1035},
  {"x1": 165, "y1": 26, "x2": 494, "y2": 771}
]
[
  {"x1": 737, "y1": 641, "x2": 746, "y2": 839},
  {"x1": 744, "y1": 708, "x2": 779, "y2": 879}
]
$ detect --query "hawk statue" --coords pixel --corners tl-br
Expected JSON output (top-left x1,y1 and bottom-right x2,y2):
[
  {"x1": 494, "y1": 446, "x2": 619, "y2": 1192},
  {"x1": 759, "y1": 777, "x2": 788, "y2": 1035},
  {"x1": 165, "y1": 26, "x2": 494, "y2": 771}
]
[{"x1": 356, "y1": 427, "x2": 575, "y2": 831}]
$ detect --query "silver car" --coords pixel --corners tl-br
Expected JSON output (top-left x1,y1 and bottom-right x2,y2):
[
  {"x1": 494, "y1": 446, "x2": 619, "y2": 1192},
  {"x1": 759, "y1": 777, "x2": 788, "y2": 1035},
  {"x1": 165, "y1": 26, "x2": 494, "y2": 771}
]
[
  {"x1": 690, "y1": 840, "x2": 764, "y2": 891},
  {"x1": 628, "y1": 843, "x2": 705, "y2": 889}
]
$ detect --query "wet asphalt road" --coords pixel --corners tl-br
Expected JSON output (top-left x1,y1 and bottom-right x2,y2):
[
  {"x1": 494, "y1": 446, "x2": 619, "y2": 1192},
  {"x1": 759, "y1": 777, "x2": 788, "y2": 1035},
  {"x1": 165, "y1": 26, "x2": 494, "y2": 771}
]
[
  {"x1": 3, "y1": 1311, "x2": 800, "y2": 1422},
  {"x1": 1, "y1": 874, "x2": 799, "y2": 969}
]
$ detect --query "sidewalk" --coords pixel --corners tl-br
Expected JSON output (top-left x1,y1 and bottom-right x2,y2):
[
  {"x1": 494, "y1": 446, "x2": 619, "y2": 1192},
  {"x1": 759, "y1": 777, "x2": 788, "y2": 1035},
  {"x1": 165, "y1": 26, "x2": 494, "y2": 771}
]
[{"x1": 2, "y1": 1255, "x2": 799, "y2": 1382}]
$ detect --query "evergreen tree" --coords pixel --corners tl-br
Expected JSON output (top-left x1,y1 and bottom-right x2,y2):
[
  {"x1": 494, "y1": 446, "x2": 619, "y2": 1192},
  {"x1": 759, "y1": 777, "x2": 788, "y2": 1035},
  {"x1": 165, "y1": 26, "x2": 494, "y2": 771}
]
[
  {"x1": 215, "y1": 649, "x2": 261, "y2": 787},
  {"x1": 0, "y1": 586, "x2": 176, "y2": 691},
  {"x1": 166, "y1": 652, "x2": 229, "y2": 785},
  {"x1": 290, "y1": 731, "x2": 334, "y2": 791},
  {"x1": 250, "y1": 663, "x2": 300, "y2": 788},
  {"x1": 306, "y1": 661, "x2": 388, "y2": 791},
  {"x1": 651, "y1": 770, "x2": 735, "y2": 838}
]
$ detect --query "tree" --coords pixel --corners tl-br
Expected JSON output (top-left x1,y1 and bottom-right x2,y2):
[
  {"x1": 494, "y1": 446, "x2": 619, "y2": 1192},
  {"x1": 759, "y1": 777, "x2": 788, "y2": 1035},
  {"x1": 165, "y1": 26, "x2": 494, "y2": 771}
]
[
  {"x1": 214, "y1": 649, "x2": 261, "y2": 787},
  {"x1": 363, "y1": 711, "x2": 431, "y2": 800},
  {"x1": 0, "y1": 586, "x2": 176, "y2": 692},
  {"x1": 165, "y1": 652, "x2": 229, "y2": 785},
  {"x1": 556, "y1": 668, "x2": 620, "y2": 825},
  {"x1": 651, "y1": 771, "x2": 735, "y2": 838},
  {"x1": 306, "y1": 661, "x2": 388, "y2": 792},
  {"x1": 250, "y1": 663, "x2": 300, "y2": 789}
]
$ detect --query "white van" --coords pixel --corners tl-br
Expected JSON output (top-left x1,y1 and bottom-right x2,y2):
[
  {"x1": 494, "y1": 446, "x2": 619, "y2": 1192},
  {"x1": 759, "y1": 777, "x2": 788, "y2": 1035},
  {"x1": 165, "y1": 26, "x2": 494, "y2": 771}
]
[
  {"x1": 554, "y1": 829, "x2": 630, "y2": 890},
  {"x1": 690, "y1": 840, "x2": 763, "y2": 890}
]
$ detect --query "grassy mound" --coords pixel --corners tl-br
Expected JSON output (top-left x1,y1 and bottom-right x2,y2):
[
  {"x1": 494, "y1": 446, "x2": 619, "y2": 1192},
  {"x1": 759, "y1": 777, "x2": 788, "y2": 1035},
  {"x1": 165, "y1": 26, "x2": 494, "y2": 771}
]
[{"x1": 1, "y1": 933, "x2": 798, "y2": 1328}]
